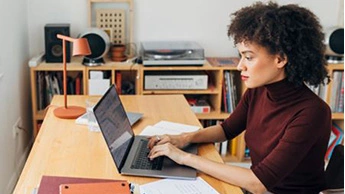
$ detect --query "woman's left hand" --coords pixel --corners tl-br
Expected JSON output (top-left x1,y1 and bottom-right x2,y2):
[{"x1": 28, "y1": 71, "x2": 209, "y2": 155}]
[{"x1": 148, "y1": 142, "x2": 190, "y2": 165}]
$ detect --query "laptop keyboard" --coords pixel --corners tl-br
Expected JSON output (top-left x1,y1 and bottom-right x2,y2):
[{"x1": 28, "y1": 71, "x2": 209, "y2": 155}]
[{"x1": 131, "y1": 139, "x2": 164, "y2": 170}]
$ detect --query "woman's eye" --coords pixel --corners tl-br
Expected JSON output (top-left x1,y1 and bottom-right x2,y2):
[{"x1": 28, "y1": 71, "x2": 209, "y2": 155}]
[{"x1": 245, "y1": 56, "x2": 252, "y2": 60}]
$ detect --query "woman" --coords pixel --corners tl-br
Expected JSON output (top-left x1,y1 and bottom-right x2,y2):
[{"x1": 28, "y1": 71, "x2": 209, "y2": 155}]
[{"x1": 148, "y1": 2, "x2": 331, "y2": 193}]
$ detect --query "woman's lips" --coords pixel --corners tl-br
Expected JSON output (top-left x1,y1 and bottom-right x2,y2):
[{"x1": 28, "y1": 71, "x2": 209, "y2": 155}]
[{"x1": 241, "y1": 75, "x2": 249, "y2": 81}]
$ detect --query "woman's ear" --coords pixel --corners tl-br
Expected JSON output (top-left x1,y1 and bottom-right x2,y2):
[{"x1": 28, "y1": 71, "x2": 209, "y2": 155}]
[{"x1": 276, "y1": 54, "x2": 288, "y2": 68}]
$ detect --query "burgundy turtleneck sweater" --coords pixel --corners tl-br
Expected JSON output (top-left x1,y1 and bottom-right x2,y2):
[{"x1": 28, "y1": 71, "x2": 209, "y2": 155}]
[{"x1": 221, "y1": 79, "x2": 332, "y2": 193}]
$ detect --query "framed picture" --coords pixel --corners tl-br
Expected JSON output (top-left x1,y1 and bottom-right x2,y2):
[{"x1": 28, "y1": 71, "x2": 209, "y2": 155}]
[{"x1": 101, "y1": 27, "x2": 114, "y2": 43}]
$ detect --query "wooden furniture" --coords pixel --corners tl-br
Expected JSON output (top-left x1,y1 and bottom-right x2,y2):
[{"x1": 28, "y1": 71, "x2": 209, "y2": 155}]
[
  {"x1": 29, "y1": 58, "x2": 344, "y2": 163},
  {"x1": 14, "y1": 95, "x2": 243, "y2": 194}
]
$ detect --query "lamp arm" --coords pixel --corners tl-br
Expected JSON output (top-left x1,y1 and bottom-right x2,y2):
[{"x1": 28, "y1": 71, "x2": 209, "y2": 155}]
[
  {"x1": 62, "y1": 39, "x2": 68, "y2": 109},
  {"x1": 57, "y1": 34, "x2": 75, "y2": 42}
]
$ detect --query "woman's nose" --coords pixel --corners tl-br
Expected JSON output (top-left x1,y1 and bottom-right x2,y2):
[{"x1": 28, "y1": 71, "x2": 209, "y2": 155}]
[{"x1": 237, "y1": 60, "x2": 246, "y2": 71}]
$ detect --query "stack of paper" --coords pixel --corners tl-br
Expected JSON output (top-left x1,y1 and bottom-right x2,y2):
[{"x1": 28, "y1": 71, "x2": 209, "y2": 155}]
[{"x1": 139, "y1": 120, "x2": 200, "y2": 136}]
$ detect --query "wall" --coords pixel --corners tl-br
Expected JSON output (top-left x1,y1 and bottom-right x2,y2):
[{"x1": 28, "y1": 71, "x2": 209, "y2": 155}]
[
  {"x1": 28, "y1": 0, "x2": 343, "y2": 58},
  {"x1": 0, "y1": 0, "x2": 31, "y2": 193}
]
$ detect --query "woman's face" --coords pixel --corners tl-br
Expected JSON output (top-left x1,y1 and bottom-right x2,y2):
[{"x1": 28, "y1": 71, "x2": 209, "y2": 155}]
[{"x1": 236, "y1": 41, "x2": 287, "y2": 88}]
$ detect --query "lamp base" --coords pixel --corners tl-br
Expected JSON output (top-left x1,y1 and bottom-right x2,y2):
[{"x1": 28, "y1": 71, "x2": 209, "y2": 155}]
[
  {"x1": 54, "y1": 106, "x2": 86, "y2": 119},
  {"x1": 82, "y1": 57, "x2": 104, "y2": 66}
]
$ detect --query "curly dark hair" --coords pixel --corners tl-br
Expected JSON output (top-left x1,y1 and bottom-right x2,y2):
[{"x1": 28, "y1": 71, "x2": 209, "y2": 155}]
[{"x1": 228, "y1": 1, "x2": 330, "y2": 86}]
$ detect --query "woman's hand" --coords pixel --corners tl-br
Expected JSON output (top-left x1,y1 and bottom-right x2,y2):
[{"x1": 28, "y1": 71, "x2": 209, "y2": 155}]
[
  {"x1": 148, "y1": 142, "x2": 190, "y2": 165},
  {"x1": 147, "y1": 134, "x2": 190, "y2": 149}
]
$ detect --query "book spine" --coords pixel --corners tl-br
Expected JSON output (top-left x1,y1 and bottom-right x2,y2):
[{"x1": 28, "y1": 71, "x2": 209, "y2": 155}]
[
  {"x1": 115, "y1": 71, "x2": 122, "y2": 95},
  {"x1": 337, "y1": 72, "x2": 344, "y2": 112}
]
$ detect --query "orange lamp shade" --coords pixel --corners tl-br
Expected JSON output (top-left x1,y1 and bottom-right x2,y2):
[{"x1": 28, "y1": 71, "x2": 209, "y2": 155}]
[{"x1": 72, "y1": 38, "x2": 91, "y2": 56}]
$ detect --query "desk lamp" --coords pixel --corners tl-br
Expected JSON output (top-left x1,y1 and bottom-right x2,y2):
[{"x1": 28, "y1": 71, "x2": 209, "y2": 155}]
[{"x1": 53, "y1": 34, "x2": 91, "y2": 119}]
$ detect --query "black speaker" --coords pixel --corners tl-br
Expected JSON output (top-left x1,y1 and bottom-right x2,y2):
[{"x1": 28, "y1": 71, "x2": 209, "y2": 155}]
[{"x1": 45, "y1": 23, "x2": 71, "y2": 63}]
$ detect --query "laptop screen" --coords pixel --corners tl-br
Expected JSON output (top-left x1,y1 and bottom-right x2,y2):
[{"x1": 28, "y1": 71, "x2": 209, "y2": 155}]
[{"x1": 93, "y1": 85, "x2": 134, "y2": 170}]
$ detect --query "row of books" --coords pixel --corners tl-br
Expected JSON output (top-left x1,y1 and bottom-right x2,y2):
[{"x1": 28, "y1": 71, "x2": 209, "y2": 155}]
[
  {"x1": 200, "y1": 120, "x2": 240, "y2": 157},
  {"x1": 307, "y1": 71, "x2": 344, "y2": 113},
  {"x1": 36, "y1": 71, "x2": 83, "y2": 111},
  {"x1": 222, "y1": 71, "x2": 238, "y2": 113},
  {"x1": 330, "y1": 71, "x2": 344, "y2": 113},
  {"x1": 325, "y1": 123, "x2": 344, "y2": 160}
]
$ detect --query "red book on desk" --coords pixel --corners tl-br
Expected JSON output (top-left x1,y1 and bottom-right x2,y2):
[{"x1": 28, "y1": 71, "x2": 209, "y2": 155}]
[
  {"x1": 60, "y1": 182, "x2": 130, "y2": 194},
  {"x1": 37, "y1": 175, "x2": 126, "y2": 194}
]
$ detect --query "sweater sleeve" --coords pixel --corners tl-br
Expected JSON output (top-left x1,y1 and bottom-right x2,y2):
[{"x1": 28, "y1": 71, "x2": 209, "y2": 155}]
[
  {"x1": 221, "y1": 89, "x2": 251, "y2": 139},
  {"x1": 251, "y1": 104, "x2": 332, "y2": 188}
]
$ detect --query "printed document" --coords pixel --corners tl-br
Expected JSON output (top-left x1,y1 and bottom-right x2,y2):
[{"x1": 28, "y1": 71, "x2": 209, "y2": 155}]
[
  {"x1": 139, "y1": 120, "x2": 200, "y2": 136},
  {"x1": 140, "y1": 177, "x2": 219, "y2": 194}
]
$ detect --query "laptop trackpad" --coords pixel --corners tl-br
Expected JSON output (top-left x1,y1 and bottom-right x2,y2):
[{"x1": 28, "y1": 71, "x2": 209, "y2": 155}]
[{"x1": 121, "y1": 136, "x2": 197, "y2": 179}]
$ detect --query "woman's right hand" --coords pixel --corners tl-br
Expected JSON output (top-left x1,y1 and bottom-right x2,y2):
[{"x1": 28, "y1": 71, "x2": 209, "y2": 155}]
[{"x1": 147, "y1": 133, "x2": 190, "y2": 149}]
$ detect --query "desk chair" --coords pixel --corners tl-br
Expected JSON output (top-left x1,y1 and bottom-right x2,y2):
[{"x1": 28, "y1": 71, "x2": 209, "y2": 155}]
[{"x1": 321, "y1": 144, "x2": 344, "y2": 194}]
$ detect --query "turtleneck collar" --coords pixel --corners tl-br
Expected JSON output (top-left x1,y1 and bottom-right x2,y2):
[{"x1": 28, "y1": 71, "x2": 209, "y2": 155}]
[{"x1": 264, "y1": 79, "x2": 304, "y2": 102}]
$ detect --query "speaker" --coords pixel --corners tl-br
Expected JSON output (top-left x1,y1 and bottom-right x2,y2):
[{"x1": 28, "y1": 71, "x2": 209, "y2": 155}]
[
  {"x1": 78, "y1": 28, "x2": 110, "y2": 66},
  {"x1": 45, "y1": 24, "x2": 71, "y2": 63},
  {"x1": 325, "y1": 27, "x2": 344, "y2": 57}
]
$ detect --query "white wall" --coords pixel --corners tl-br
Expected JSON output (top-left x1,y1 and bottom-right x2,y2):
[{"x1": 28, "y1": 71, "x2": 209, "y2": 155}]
[
  {"x1": 28, "y1": 0, "x2": 343, "y2": 58},
  {"x1": 0, "y1": 0, "x2": 31, "y2": 193}
]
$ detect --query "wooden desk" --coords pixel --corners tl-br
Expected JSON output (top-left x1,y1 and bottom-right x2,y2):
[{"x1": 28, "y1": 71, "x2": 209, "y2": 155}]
[{"x1": 13, "y1": 95, "x2": 242, "y2": 194}]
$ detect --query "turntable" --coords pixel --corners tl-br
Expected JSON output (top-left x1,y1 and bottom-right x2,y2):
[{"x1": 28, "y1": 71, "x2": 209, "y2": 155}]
[{"x1": 141, "y1": 41, "x2": 205, "y2": 66}]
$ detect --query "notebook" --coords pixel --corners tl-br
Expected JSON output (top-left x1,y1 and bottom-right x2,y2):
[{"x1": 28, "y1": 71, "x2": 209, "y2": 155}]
[
  {"x1": 93, "y1": 84, "x2": 197, "y2": 179},
  {"x1": 37, "y1": 175, "x2": 126, "y2": 194}
]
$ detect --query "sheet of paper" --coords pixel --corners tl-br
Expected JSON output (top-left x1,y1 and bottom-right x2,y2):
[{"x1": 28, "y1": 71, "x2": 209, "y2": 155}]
[
  {"x1": 140, "y1": 177, "x2": 219, "y2": 194},
  {"x1": 139, "y1": 120, "x2": 199, "y2": 136},
  {"x1": 153, "y1": 120, "x2": 200, "y2": 132}
]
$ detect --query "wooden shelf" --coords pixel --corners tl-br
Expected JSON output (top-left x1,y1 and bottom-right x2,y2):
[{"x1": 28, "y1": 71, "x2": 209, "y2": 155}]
[
  {"x1": 328, "y1": 63, "x2": 344, "y2": 71},
  {"x1": 332, "y1": 113, "x2": 344, "y2": 120},
  {"x1": 29, "y1": 58, "x2": 343, "y2": 163}
]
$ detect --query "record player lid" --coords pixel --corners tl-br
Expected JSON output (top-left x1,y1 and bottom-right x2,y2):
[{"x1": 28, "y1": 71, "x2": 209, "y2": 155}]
[{"x1": 141, "y1": 41, "x2": 203, "y2": 51}]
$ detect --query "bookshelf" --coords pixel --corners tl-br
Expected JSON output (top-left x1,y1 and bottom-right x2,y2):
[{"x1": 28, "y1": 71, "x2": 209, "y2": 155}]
[
  {"x1": 29, "y1": 57, "x2": 140, "y2": 137},
  {"x1": 29, "y1": 57, "x2": 343, "y2": 163}
]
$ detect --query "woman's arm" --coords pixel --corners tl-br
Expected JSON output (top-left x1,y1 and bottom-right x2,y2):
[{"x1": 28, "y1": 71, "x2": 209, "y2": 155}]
[
  {"x1": 148, "y1": 142, "x2": 267, "y2": 194},
  {"x1": 148, "y1": 124, "x2": 227, "y2": 149},
  {"x1": 186, "y1": 154, "x2": 267, "y2": 194}
]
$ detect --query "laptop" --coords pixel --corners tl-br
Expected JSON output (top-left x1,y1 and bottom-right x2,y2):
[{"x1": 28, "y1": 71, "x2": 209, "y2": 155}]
[
  {"x1": 75, "y1": 109, "x2": 143, "y2": 126},
  {"x1": 93, "y1": 84, "x2": 197, "y2": 179}
]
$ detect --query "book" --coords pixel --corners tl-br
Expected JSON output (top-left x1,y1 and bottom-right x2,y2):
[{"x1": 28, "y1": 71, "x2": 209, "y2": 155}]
[
  {"x1": 206, "y1": 57, "x2": 239, "y2": 67},
  {"x1": 325, "y1": 123, "x2": 344, "y2": 160},
  {"x1": 37, "y1": 175, "x2": 127, "y2": 194},
  {"x1": 330, "y1": 71, "x2": 342, "y2": 112},
  {"x1": 224, "y1": 71, "x2": 233, "y2": 112},
  {"x1": 337, "y1": 72, "x2": 344, "y2": 112},
  {"x1": 59, "y1": 182, "x2": 130, "y2": 194},
  {"x1": 230, "y1": 138, "x2": 237, "y2": 156},
  {"x1": 187, "y1": 98, "x2": 211, "y2": 113},
  {"x1": 75, "y1": 73, "x2": 82, "y2": 95},
  {"x1": 220, "y1": 140, "x2": 228, "y2": 156},
  {"x1": 115, "y1": 71, "x2": 122, "y2": 94},
  {"x1": 221, "y1": 76, "x2": 228, "y2": 113}
]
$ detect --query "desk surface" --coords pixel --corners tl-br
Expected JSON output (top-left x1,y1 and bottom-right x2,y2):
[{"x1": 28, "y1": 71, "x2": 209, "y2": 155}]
[{"x1": 13, "y1": 95, "x2": 242, "y2": 194}]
